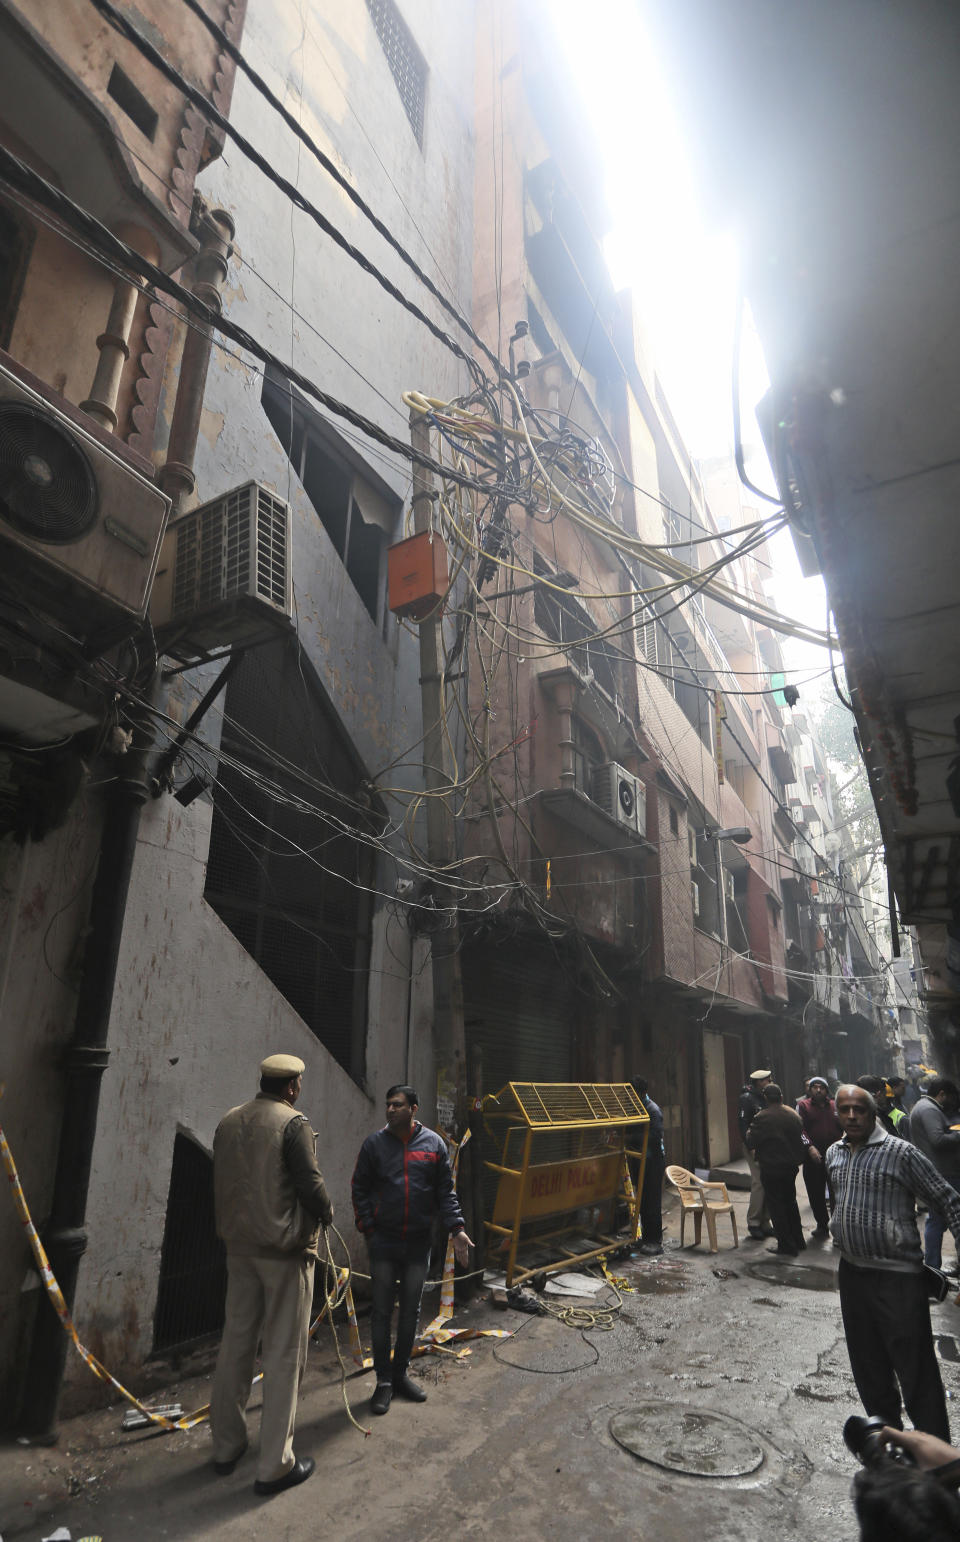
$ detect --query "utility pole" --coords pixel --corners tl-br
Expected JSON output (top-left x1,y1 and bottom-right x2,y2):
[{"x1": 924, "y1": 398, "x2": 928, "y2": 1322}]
[{"x1": 408, "y1": 410, "x2": 467, "y2": 1134}]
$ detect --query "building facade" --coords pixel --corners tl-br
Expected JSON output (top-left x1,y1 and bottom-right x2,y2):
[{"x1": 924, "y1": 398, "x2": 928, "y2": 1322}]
[{"x1": 0, "y1": 0, "x2": 916, "y2": 1429}]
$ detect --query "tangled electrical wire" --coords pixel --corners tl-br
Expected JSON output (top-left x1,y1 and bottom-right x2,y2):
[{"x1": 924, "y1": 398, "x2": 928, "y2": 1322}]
[
  {"x1": 367, "y1": 384, "x2": 807, "y2": 994},
  {"x1": 491, "y1": 1267, "x2": 624, "y2": 1374}
]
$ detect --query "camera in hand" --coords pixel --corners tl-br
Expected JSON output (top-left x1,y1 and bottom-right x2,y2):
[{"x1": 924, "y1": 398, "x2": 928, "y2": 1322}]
[{"x1": 844, "y1": 1415, "x2": 916, "y2": 1469}]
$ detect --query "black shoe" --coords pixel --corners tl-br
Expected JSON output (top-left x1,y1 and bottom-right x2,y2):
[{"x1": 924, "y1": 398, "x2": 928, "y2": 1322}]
[
  {"x1": 811, "y1": 1226, "x2": 830, "y2": 1239},
  {"x1": 393, "y1": 1372, "x2": 428, "y2": 1403},
  {"x1": 747, "y1": 1227, "x2": 766, "y2": 1240},
  {"x1": 639, "y1": 1243, "x2": 664, "y2": 1256},
  {"x1": 370, "y1": 1382, "x2": 393, "y2": 1415},
  {"x1": 254, "y1": 1456, "x2": 315, "y2": 1496},
  {"x1": 766, "y1": 1245, "x2": 798, "y2": 1257},
  {"x1": 213, "y1": 1442, "x2": 247, "y2": 1476}
]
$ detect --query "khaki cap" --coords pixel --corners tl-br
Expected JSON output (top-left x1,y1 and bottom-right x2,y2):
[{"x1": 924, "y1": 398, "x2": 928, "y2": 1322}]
[
  {"x1": 260, "y1": 1053, "x2": 305, "y2": 1078},
  {"x1": 749, "y1": 1068, "x2": 772, "y2": 1082}
]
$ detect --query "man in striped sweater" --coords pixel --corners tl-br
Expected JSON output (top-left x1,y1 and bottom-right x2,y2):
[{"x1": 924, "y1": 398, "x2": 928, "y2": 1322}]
[{"x1": 826, "y1": 1084, "x2": 960, "y2": 1440}]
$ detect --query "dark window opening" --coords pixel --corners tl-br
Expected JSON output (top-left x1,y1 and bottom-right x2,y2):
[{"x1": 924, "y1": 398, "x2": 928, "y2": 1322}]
[
  {"x1": 153, "y1": 1133, "x2": 226, "y2": 1354},
  {"x1": 527, "y1": 297, "x2": 556, "y2": 359},
  {"x1": 365, "y1": 0, "x2": 427, "y2": 147},
  {"x1": 669, "y1": 805, "x2": 679, "y2": 836},
  {"x1": 571, "y1": 713, "x2": 605, "y2": 796},
  {"x1": 107, "y1": 64, "x2": 159, "y2": 141},
  {"x1": 0, "y1": 203, "x2": 32, "y2": 351},
  {"x1": 727, "y1": 871, "x2": 749, "y2": 952},
  {"x1": 262, "y1": 373, "x2": 397, "y2": 629},
  {"x1": 533, "y1": 555, "x2": 619, "y2": 699},
  {"x1": 203, "y1": 642, "x2": 375, "y2": 1084},
  {"x1": 691, "y1": 833, "x2": 721, "y2": 938}
]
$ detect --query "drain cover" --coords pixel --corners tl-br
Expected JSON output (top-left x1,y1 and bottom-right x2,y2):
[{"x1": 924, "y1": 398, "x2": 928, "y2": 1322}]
[
  {"x1": 609, "y1": 1404, "x2": 765, "y2": 1477},
  {"x1": 745, "y1": 1261, "x2": 837, "y2": 1292},
  {"x1": 936, "y1": 1335, "x2": 960, "y2": 1363}
]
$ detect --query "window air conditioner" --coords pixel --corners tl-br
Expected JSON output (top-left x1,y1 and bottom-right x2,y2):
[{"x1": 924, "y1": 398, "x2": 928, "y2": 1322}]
[
  {"x1": 590, "y1": 761, "x2": 645, "y2": 834},
  {"x1": 0, "y1": 357, "x2": 170, "y2": 638},
  {"x1": 151, "y1": 481, "x2": 292, "y2": 654},
  {"x1": 724, "y1": 872, "x2": 736, "y2": 903}
]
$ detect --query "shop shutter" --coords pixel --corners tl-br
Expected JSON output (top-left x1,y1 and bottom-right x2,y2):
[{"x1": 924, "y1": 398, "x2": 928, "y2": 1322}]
[{"x1": 462, "y1": 937, "x2": 574, "y2": 1098}]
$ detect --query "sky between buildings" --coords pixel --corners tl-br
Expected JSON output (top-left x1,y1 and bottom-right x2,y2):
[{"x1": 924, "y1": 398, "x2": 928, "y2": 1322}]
[{"x1": 550, "y1": 0, "x2": 829, "y2": 684}]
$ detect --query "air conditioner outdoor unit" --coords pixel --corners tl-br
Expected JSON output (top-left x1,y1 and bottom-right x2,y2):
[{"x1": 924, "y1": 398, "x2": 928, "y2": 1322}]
[
  {"x1": 0, "y1": 357, "x2": 170, "y2": 637},
  {"x1": 691, "y1": 880, "x2": 701, "y2": 919},
  {"x1": 591, "y1": 761, "x2": 645, "y2": 833},
  {"x1": 151, "y1": 481, "x2": 292, "y2": 654}
]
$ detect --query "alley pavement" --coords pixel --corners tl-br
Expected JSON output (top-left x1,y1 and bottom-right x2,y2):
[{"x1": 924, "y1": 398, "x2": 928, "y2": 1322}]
[{"x1": 3, "y1": 1181, "x2": 960, "y2": 1541}]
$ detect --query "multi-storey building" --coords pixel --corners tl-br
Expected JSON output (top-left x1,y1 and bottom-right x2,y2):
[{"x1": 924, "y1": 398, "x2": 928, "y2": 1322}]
[
  {"x1": 460, "y1": 2, "x2": 814, "y2": 1176},
  {"x1": 0, "y1": 0, "x2": 248, "y2": 1427},
  {"x1": 1, "y1": 0, "x2": 911, "y2": 1432},
  {"x1": 0, "y1": 0, "x2": 477, "y2": 1429},
  {"x1": 648, "y1": 0, "x2": 960, "y2": 1079}
]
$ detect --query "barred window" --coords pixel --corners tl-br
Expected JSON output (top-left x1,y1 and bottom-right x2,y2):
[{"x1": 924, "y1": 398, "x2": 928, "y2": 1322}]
[
  {"x1": 365, "y1": 0, "x2": 427, "y2": 147},
  {"x1": 262, "y1": 370, "x2": 398, "y2": 630},
  {"x1": 533, "y1": 556, "x2": 619, "y2": 700},
  {"x1": 204, "y1": 642, "x2": 376, "y2": 1084}
]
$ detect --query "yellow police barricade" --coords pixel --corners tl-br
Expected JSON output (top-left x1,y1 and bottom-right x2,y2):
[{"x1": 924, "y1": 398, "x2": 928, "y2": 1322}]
[{"x1": 481, "y1": 1082, "x2": 649, "y2": 1287}]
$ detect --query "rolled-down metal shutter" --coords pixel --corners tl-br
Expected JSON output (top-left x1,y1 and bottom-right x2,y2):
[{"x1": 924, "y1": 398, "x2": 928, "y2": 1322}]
[
  {"x1": 462, "y1": 937, "x2": 574, "y2": 1098},
  {"x1": 463, "y1": 938, "x2": 605, "y2": 1238}
]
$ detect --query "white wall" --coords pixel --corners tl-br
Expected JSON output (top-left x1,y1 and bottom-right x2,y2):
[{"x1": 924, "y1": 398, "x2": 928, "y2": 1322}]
[{"x1": 66, "y1": 0, "x2": 478, "y2": 1387}]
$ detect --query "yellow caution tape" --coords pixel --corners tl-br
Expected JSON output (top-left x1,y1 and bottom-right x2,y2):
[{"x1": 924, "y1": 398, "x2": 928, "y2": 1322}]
[
  {"x1": 347, "y1": 1129, "x2": 510, "y2": 1366},
  {"x1": 419, "y1": 1131, "x2": 510, "y2": 1348},
  {"x1": 0, "y1": 1120, "x2": 214, "y2": 1430},
  {"x1": 1, "y1": 1116, "x2": 507, "y2": 1429},
  {"x1": 0, "y1": 1121, "x2": 348, "y2": 1432},
  {"x1": 599, "y1": 1256, "x2": 635, "y2": 1294}
]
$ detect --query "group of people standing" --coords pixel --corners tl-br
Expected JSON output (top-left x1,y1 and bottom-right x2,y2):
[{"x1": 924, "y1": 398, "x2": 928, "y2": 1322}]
[
  {"x1": 200, "y1": 1048, "x2": 960, "y2": 1497},
  {"x1": 208, "y1": 1054, "x2": 472, "y2": 1496},
  {"x1": 738, "y1": 1066, "x2": 960, "y2": 1447},
  {"x1": 738, "y1": 1068, "x2": 843, "y2": 1254}
]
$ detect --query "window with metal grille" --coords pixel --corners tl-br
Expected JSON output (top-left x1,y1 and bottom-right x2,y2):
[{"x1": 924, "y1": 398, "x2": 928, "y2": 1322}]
[
  {"x1": 262, "y1": 372, "x2": 397, "y2": 630},
  {"x1": 153, "y1": 1133, "x2": 226, "y2": 1354},
  {"x1": 571, "y1": 714, "x2": 605, "y2": 796},
  {"x1": 533, "y1": 556, "x2": 618, "y2": 699},
  {"x1": 365, "y1": 0, "x2": 427, "y2": 147},
  {"x1": 203, "y1": 641, "x2": 376, "y2": 1084}
]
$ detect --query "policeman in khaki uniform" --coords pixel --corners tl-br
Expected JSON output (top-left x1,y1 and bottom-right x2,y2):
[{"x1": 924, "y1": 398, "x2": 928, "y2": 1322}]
[{"x1": 211, "y1": 1053, "x2": 333, "y2": 1495}]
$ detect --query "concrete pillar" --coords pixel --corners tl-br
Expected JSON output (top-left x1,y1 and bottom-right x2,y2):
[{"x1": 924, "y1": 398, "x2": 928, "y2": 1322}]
[
  {"x1": 80, "y1": 223, "x2": 160, "y2": 433},
  {"x1": 159, "y1": 208, "x2": 235, "y2": 510}
]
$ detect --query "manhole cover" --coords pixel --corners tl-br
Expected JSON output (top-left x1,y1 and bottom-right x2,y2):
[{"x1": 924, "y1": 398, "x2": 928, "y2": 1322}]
[
  {"x1": 936, "y1": 1334, "x2": 960, "y2": 1363},
  {"x1": 609, "y1": 1403, "x2": 765, "y2": 1477},
  {"x1": 745, "y1": 1261, "x2": 837, "y2": 1292}
]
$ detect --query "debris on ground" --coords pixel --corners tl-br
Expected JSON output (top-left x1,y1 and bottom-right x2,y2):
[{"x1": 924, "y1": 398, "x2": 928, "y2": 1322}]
[{"x1": 120, "y1": 1404, "x2": 182, "y2": 1431}]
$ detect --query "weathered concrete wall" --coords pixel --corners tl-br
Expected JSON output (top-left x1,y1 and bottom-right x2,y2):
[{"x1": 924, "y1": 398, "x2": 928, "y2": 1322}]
[
  {"x1": 71, "y1": 795, "x2": 392, "y2": 1382},
  {"x1": 0, "y1": 809, "x2": 104, "y2": 1417},
  {"x1": 66, "y1": 0, "x2": 478, "y2": 1391}
]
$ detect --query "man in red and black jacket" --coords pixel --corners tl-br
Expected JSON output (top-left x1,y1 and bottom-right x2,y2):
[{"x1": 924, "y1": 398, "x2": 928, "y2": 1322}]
[{"x1": 352, "y1": 1084, "x2": 472, "y2": 1415}]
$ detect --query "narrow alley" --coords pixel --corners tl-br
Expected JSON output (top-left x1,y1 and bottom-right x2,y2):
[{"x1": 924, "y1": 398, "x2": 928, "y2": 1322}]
[{"x1": 4, "y1": 1179, "x2": 957, "y2": 1541}]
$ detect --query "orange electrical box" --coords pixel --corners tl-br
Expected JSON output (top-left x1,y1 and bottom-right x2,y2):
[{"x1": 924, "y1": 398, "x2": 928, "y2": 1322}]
[{"x1": 387, "y1": 530, "x2": 449, "y2": 619}]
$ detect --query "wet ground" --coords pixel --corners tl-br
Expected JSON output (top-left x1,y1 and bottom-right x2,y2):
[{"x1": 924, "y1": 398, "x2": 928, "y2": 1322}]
[{"x1": 3, "y1": 1182, "x2": 960, "y2": 1540}]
